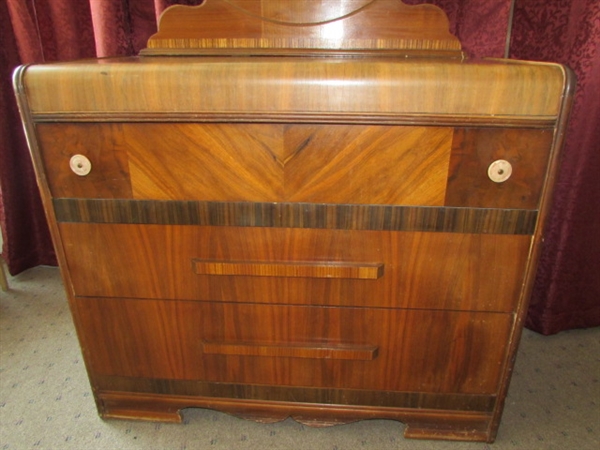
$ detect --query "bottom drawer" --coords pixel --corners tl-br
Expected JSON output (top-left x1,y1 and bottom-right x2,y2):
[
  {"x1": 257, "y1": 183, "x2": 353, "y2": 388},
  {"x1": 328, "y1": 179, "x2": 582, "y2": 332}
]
[{"x1": 77, "y1": 298, "x2": 512, "y2": 395}]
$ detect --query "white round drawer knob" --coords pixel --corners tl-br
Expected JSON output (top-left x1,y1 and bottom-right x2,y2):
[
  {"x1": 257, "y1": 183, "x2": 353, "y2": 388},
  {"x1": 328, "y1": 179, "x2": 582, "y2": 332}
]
[
  {"x1": 69, "y1": 154, "x2": 92, "y2": 176},
  {"x1": 488, "y1": 159, "x2": 512, "y2": 183}
]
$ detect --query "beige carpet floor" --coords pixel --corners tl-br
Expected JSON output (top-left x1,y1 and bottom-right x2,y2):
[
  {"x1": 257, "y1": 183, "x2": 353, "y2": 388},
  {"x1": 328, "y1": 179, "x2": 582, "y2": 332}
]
[{"x1": 1, "y1": 266, "x2": 599, "y2": 450}]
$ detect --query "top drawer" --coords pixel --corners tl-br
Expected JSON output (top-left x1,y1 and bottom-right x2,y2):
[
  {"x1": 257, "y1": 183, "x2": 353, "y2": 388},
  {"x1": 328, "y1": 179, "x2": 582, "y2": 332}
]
[{"x1": 36, "y1": 123, "x2": 553, "y2": 210}]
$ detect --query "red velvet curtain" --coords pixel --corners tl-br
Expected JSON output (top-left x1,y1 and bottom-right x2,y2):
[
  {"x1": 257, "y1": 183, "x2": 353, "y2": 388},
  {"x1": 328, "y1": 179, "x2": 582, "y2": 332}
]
[
  {"x1": 1, "y1": 0, "x2": 202, "y2": 275},
  {"x1": 510, "y1": 0, "x2": 600, "y2": 334},
  {"x1": 404, "y1": 0, "x2": 513, "y2": 58},
  {"x1": 1, "y1": 1, "x2": 598, "y2": 334}
]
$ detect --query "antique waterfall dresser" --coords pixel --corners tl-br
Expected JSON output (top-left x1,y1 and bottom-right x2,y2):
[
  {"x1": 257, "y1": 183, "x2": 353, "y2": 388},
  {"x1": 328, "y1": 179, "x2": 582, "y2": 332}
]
[{"x1": 14, "y1": 0, "x2": 573, "y2": 442}]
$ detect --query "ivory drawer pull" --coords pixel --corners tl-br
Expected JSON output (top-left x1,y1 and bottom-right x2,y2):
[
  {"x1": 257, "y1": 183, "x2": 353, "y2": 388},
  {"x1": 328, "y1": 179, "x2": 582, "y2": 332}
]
[
  {"x1": 69, "y1": 154, "x2": 92, "y2": 176},
  {"x1": 488, "y1": 159, "x2": 512, "y2": 183},
  {"x1": 202, "y1": 342, "x2": 379, "y2": 361},
  {"x1": 193, "y1": 260, "x2": 384, "y2": 279}
]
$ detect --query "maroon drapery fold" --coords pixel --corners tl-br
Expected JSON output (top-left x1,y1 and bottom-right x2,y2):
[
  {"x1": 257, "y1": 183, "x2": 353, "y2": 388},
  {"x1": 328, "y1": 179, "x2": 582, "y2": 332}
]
[
  {"x1": 0, "y1": 1, "x2": 56, "y2": 275},
  {"x1": 404, "y1": 0, "x2": 512, "y2": 58},
  {"x1": 1, "y1": 0, "x2": 98, "y2": 275},
  {"x1": 1, "y1": 0, "x2": 203, "y2": 276},
  {"x1": 510, "y1": 0, "x2": 600, "y2": 334},
  {"x1": 1, "y1": 0, "x2": 598, "y2": 335},
  {"x1": 91, "y1": 0, "x2": 203, "y2": 57}
]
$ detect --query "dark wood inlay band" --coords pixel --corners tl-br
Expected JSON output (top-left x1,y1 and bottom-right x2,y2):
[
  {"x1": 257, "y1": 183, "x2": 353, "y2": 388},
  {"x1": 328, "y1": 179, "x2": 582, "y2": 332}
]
[
  {"x1": 53, "y1": 199, "x2": 537, "y2": 235},
  {"x1": 95, "y1": 375, "x2": 496, "y2": 412}
]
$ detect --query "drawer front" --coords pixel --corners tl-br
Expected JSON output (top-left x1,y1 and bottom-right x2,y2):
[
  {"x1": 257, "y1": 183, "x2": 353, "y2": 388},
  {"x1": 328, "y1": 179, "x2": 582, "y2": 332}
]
[
  {"x1": 59, "y1": 223, "x2": 530, "y2": 312},
  {"x1": 36, "y1": 123, "x2": 552, "y2": 209},
  {"x1": 78, "y1": 297, "x2": 512, "y2": 395}
]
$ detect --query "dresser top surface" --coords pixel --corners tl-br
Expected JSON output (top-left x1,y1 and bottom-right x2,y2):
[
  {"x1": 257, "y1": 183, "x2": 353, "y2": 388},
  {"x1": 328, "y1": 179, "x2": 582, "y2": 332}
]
[{"x1": 16, "y1": 56, "x2": 571, "y2": 121}]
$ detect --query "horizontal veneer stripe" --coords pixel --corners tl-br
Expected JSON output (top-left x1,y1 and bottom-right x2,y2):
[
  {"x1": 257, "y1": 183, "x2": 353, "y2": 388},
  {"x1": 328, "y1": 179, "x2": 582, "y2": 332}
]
[
  {"x1": 53, "y1": 199, "x2": 537, "y2": 235},
  {"x1": 202, "y1": 342, "x2": 379, "y2": 360},
  {"x1": 95, "y1": 375, "x2": 496, "y2": 412}
]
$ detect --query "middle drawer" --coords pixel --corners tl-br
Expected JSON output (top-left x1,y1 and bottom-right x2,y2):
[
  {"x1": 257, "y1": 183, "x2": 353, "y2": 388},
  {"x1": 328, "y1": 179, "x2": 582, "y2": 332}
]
[{"x1": 59, "y1": 223, "x2": 530, "y2": 312}]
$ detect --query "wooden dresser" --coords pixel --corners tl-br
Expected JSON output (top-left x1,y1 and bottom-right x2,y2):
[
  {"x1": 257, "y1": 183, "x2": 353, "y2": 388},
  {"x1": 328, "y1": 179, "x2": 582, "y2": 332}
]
[{"x1": 14, "y1": 0, "x2": 573, "y2": 442}]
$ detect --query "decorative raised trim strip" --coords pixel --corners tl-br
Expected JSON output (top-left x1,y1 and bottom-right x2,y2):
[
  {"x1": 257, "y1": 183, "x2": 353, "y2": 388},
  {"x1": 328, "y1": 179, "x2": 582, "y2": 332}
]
[
  {"x1": 96, "y1": 376, "x2": 497, "y2": 412},
  {"x1": 145, "y1": 37, "x2": 460, "y2": 51},
  {"x1": 53, "y1": 199, "x2": 538, "y2": 235},
  {"x1": 193, "y1": 260, "x2": 384, "y2": 279},
  {"x1": 202, "y1": 342, "x2": 379, "y2": 360},
  {"x1": 144, "y1": 0, "x2": 462, "y2": 56},
  {"x1": 139, "y1": 48, "x2": 463, "y2": 58},
  {"x1": 30, "y1": 112, "x2": 557, "y2": 128},
  {"x1": 219, "y1": 0, "x2": 377, "y2": 27}
]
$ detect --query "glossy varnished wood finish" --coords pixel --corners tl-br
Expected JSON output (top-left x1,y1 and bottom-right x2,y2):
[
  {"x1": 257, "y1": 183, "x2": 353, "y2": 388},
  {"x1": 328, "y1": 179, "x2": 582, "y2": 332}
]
[
  {"x1": 128, "y1": 123, "x2": 451, "y2": 205},
  {"x1": 282, "y1": 125, "x2": 451, "y2": 205},
  {"x1": 53, "y1": 198, "x2": 539, "y2": 235},
  {"x1": 446, "y1": 128, "x2": 555, "y2": 209},
  {"x1": 36, "y1": 124, "x2": 132, "y2": 199},
  {"x1": 201, "y1": 342, "x2": 379, "y2": 360},
  {"x1": 19, "y1": 58, "x2": 566, "y2": 121},
  {"x1": 37, "y1": 122, "x2": 451, "y2": 205},
  {"x1": 75, "y1": 297, "x2": 512, "y2": 394},
  {"x1": 193, "y1": 260, "x2": 385, "y2": 280},
  {"x1": 96, "y1": 377, "x2": 496, "y2": 412},
  {"x1": 144, "y1": 0, "x2": 461, "y2": 55},
  {"x1": 58, "y1": 223, "x2": 531, "y2": 312},
  {"x1": 38, "y1": 122, "x2": 549, "y2": 208},
  {"x1": 13, "y1": 0, "x2": 575, "y2": 443}
]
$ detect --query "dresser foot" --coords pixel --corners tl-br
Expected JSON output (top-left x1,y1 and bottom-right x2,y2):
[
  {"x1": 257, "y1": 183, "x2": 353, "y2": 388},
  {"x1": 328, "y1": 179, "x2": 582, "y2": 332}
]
[
  {"x1": 100, "y1": 394, "x2": 184, "y2": 423},
  {"x1": 403, "y1": 419, "x2": 494, "y2": 443},
  {"x1": 98, "y1": 390, "x2": 497, "y2": 441}
]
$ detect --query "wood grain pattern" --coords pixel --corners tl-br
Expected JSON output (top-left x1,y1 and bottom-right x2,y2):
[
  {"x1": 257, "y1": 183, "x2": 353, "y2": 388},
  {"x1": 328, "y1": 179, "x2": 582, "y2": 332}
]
[
  {"x1": 35, "y1": 123, "x2": 132, "y2": 198},
  {"x1": 37, "y1": 123, "x2": 553, "y2": 209},
  {"x1": 58, "y1": 223, "x2": 531, "y2": 312},
  {"x1": 127, "y1": 124, "x2": 452, "y2": 205},
  {"x1": 36, "y1": 123, "x2": 452, "y2": 205},
  {"x1": 53, "y1": 199, "x2": 539, "y2": 235},
  {"x1": 95, "y1": 376, "x2": 496, "y2": 412},
  {"x1": 202, "y1": 342, "x2": 379, "y2": 360},
  {"x1": 445, "y1": 128, "x2": 554, "y2": 209},
  {"x1": 283, "y1": 125, "x2": 451, "y2": 205},
  {"x1": 18, "y1": 58, "x2": 567, "y2": 120},
  {"x1": 127, "y1": 123, "x2": 281, "y2": 201},
  {"x1": 144, "y1": 0, "x2": 461, "y2": 55},
  {"x1": 76, "y1": 297, "x2": 513, "y2": 394},
  {"x1": 41, "y1": 123, "x2": 449, "y2": 205},
  {"x1": 193, "y1": 260, "x2": 384, "y2": 280}
]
